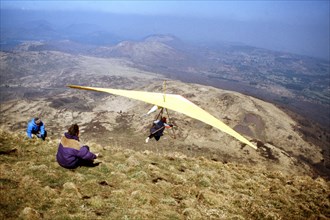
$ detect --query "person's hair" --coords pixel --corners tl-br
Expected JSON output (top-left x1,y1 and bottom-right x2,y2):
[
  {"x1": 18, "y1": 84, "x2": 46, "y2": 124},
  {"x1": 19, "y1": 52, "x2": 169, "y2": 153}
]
[
  {"x1": 68, "y1": 124, "x2": 79, "y2": 136},
  {"x1": 161, "y1": 117, "x2": 167, "y2": 123},
  {"x1": 34, "y1": 118, "x2": 41, "y2": 124}
]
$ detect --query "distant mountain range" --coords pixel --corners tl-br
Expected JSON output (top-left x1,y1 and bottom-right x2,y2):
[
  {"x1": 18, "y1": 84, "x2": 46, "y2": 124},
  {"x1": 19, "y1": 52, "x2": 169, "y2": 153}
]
[{"x1": 0, "y1": 19, "x2": 121, "y2": 48}]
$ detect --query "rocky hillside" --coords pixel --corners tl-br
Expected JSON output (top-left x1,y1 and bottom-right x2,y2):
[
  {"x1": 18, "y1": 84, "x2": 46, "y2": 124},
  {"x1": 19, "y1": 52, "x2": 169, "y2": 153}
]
[
  {"x1": 0, "y1": 130, "x2": 329, "y2": 219},
  {"x1": 0, "y1": 50, "x2": 329, "y2": 179},
  {"x1": 1, "y1": 45, "x2": 329, "y2": 220},
  {"x1": 19, "y1": 35, "x2": 330, "y2": 128}
]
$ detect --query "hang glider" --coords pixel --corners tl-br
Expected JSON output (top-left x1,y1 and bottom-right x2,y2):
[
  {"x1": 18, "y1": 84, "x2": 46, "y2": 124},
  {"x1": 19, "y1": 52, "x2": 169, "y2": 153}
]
[{"x1": 68, "y1": 84, "x2": 257, "y2": 149}]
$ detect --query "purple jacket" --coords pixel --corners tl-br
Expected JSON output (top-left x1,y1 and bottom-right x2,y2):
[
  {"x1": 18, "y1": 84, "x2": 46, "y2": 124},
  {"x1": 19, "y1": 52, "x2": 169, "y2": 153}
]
[{"x1": 56, "y1": 133, "x2": 96, "y2": 169}]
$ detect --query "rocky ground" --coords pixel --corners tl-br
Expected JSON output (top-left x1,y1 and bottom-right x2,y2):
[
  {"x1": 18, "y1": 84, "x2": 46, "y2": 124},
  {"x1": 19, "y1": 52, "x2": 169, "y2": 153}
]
[{"x1": 1, "y1": 50, "x2": 329, "y2": 179}]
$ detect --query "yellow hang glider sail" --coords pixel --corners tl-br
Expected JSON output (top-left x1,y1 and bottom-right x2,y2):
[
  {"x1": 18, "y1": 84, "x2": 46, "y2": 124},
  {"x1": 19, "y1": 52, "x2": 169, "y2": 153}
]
[{"x1": 68, "y1": 85, "x2": 257, "y2": 149}]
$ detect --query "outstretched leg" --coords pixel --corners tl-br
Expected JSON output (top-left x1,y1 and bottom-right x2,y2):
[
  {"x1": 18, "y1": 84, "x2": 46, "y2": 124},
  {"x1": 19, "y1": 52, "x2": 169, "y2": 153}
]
[{"x1": 42, "y1": 130, "x2": 47, "y2": 141}]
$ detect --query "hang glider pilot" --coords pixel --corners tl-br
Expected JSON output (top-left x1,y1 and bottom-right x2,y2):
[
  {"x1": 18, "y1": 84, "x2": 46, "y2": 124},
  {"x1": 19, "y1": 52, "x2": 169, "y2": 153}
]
[
  {"x1": 26, "y1": 117, "x2": 47, "y2": 141},
  {"x1": 146, "y1": 116, "x2": 173, "y2": 143}
]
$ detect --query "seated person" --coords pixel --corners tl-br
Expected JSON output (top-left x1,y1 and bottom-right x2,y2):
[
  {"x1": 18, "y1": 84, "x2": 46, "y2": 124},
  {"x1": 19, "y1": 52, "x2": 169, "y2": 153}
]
[{"x1": 56, "y1": 124, "x2": 98, "y2": 169}]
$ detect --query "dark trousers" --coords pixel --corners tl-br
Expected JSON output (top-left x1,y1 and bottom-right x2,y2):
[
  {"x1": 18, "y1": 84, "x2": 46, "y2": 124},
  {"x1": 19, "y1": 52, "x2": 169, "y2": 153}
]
[
  {"x1": 32, "y1": 130, "x2": 47, "y2": 140},
  {"x1": 148, "y1": 134, "x2": 161, "y2": 141},
  {"x1": 60, "y1": 159, "x2": 100, "y2": 169},
  {"x1": 78, "y1": 159, "x2": 100, "y2": 167}
]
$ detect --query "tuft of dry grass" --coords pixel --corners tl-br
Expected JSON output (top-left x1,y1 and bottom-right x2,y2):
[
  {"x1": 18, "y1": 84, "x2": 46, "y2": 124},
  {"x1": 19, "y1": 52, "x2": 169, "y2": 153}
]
[{"x1": 0, "y1": 129, "x2": 329, "y2": 219}]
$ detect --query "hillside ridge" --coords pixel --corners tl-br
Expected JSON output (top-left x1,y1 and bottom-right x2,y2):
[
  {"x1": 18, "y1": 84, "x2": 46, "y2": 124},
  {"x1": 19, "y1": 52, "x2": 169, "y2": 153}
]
[
  {"x1": 0, "y1": 130, "x2": 329, "y2": 219},
  {"x1": 1, "y1": 71, "x2": 329, "y2": 179}
]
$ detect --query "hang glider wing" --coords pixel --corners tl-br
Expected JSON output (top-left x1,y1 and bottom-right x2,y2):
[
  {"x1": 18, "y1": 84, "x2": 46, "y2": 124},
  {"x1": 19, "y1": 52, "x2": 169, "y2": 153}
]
[{"x1": 68, "y1": 85, "x2": 257, "y2": 149}]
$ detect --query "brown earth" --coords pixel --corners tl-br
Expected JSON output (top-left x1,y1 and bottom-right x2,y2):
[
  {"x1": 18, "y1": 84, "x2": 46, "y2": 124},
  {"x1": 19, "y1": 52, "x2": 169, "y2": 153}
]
[{"x1": 0, "y1": 50, "x2": 329, "y2": 179}]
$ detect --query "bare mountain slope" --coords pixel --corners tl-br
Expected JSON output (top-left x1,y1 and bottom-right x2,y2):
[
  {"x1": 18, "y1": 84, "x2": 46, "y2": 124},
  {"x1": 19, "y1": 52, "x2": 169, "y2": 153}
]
[
  {"x1": 90, "y1": 36, "x2": 330, "y2": 131},
  {"x1": 1, "y1": 81, "x2": 325, "y2": 177},
  {"x1": 0, "y1": 50, "x2": 328, "y2": 178},
  {"x1": 19, "y1": 35, "x2": 329, "y2": 129}
]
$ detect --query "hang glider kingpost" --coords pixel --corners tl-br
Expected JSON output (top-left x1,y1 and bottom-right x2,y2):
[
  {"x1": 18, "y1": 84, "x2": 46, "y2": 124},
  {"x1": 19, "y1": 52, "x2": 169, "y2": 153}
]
[{"x1": 68, "y1": 85, "x2": 257, "y2": 149}]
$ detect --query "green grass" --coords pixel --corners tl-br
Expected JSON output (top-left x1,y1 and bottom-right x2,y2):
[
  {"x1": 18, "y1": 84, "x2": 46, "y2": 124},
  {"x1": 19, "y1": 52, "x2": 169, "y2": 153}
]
[{"x1": 0, "y1": 130, "x2": 329, "y2": 219}]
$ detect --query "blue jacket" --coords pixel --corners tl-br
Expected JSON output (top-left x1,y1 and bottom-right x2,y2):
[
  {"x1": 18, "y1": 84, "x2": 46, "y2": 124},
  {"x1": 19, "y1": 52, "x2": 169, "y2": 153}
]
[
  {"x1": 56, "y1": 133, "x2": 96, "y2": 169},
  {"x1": 26, "y1": 118, "x2": 45, "y2": 138}
]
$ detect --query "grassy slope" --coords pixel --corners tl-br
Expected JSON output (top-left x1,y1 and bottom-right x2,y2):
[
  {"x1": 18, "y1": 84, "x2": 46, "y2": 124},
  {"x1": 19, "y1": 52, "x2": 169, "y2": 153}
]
[{"x1": 0, "y1": 130, "x2": 329, "y2": 220}]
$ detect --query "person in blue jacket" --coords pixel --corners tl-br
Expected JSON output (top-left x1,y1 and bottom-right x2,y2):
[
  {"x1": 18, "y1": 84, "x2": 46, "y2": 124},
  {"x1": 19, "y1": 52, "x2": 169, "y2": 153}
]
[
  {"x1": 56, "y1": 123, "x2": 99, "y2": 169},
  {"x1": 26, "y1": 117, "x2": 47, "y2": 140}
]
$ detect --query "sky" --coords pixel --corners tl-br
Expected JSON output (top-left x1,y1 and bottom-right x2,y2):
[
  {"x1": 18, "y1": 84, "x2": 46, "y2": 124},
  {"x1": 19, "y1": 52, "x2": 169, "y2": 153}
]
[
  {"x1": 1, "y1": 1, "x2": 328, "y2": 22},
  {"x1": 1, "y1": 1, "x2": 329, "y2": 59}
]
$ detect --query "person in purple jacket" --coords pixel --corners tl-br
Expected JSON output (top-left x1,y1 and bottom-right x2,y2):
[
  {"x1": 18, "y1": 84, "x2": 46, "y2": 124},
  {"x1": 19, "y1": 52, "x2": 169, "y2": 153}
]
[{"x1": 56, "y1": 124, "x2": 99, "y2": 169}]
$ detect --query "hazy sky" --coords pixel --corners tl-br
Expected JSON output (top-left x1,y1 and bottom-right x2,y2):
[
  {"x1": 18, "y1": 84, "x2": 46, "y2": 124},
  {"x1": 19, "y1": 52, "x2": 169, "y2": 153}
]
[
  {"x1": 1, "y1": 1, "x2": 329, "y2": 59},
  {"x1": 1, "y1": 1, "x2": 328, "y2": 23},
  {"x1": 1, "y1": 0, "x2": 329, "y2": 22}
]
